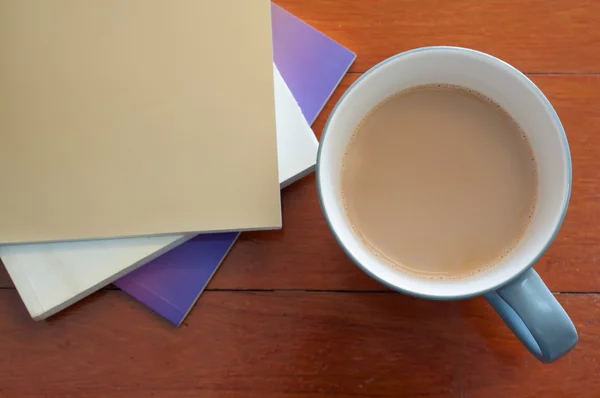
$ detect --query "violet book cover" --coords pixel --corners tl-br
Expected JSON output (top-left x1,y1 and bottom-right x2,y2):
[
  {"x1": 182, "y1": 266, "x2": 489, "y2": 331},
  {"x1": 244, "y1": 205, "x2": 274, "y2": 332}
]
[{"x1": 114, "y1": 2, "x2": 356, "y2": 325}]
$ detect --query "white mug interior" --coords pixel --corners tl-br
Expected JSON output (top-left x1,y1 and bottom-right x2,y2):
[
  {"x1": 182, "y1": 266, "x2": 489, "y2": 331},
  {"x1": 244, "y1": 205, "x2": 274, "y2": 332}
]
[{"x1": 317, "y1": 46, "x2": 571, "y2": 298}]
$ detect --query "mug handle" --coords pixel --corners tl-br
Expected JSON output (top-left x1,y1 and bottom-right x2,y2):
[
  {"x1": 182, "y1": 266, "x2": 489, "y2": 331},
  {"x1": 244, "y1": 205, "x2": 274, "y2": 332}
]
[{"x1": 484, "y1": 268, "x2": 578, "y2": 363}]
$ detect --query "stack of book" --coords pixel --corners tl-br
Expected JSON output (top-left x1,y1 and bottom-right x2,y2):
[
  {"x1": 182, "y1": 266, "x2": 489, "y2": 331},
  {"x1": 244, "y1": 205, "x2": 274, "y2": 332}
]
[{"x1": 0, "y1": 1, "x2": 355, "y2": 325}]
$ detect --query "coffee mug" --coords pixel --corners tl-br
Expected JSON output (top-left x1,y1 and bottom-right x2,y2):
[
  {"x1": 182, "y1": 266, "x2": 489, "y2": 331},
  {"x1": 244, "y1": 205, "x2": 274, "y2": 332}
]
[{"x1": 316, "y1": 46, "x2": 577, "y2": 363}]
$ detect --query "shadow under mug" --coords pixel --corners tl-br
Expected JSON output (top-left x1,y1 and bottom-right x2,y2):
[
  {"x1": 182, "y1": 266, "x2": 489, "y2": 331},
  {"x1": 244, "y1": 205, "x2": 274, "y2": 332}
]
[{"x1": 316, "y1": 46, "x2": 577, "y2": 363}]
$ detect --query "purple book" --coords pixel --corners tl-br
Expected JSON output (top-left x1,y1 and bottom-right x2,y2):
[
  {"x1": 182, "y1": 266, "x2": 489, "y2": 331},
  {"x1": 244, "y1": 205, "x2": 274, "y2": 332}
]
[{"x1": 114, "y1": 2, "x2": 356, "y2": 325}]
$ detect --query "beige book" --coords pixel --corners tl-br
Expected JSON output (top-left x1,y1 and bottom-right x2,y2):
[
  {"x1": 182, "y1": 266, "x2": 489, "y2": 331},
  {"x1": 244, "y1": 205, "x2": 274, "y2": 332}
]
[
  {"x1": 1, "y1": 64, "x2": 318, "y2": 320},
  {"x1": 0, "y1": 0, "x2": 281, "y2": 244}
]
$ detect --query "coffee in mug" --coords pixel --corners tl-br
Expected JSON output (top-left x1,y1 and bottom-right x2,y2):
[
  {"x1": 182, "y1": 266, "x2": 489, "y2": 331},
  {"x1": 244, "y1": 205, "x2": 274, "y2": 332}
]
[
  {"x1": 317, "y1": 47, "x2": 578, "y2": 363},
  {"x1": 341, "y1": 84, "x2": 537, "y2": 280}
]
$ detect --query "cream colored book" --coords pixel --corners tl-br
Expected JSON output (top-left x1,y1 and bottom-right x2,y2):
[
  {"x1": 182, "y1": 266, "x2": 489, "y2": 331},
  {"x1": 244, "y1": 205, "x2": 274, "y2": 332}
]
[
  {"x1": 1, "y1": 65, "x2": 318, "y2": 320},
  {"x1": 0, "y1": 0, "x2": 281, "y2": 244}
]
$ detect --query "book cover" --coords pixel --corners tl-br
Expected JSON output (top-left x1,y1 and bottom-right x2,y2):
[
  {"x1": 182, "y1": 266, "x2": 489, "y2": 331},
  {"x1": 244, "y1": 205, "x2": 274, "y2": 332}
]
[
  {"x1": 114, "y1": 3, "x2": 356, "y2": 325},
  {"x1": 0, "y1": 62, "x2": 320, "y2": 320},
  {"x1": 1, "y1": 2, "x2": 355, "y2": 322},
  {"x1": 0, "y1": 0, "x2": 281, "y2": 243},
  {"x1": 270, "y1": 2, "x2": 355, "y2": 125}
]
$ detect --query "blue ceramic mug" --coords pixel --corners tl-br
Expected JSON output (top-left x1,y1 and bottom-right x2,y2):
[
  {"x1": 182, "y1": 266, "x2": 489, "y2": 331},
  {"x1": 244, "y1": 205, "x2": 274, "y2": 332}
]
[{"x1": 316, "y1": 46, "x2": 577, "y2": 363}]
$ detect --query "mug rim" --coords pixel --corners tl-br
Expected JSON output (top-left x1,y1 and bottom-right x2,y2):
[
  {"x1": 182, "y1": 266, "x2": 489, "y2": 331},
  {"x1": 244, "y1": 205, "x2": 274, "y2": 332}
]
[{"x1": 316, "y1": 45, "x2": 572, "y2": 300}]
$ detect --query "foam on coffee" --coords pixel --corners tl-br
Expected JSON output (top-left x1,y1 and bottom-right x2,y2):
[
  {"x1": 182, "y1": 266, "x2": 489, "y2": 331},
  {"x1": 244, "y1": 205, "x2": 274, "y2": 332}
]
[{"x1": 341, "y1": 84, "x2": 537, "y2": 280}]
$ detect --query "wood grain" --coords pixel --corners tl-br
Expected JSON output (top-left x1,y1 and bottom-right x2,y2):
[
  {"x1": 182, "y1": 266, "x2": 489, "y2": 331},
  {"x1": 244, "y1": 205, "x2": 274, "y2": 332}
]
[
  {"x1": 275, "y1": 0, "x2": 600, "y2": 74},
  {"x1": 0, "y1": 290, "x2": 596, "y2": 397}
]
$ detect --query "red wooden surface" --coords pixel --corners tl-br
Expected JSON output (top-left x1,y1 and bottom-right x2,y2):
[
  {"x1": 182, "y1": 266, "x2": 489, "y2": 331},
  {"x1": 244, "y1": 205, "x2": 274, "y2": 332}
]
[
  {"x1": 0, "y1": 291, "x2": 598, "y2": 397},
  {"x1": 1, "y1": 1, "x2": 599, "y2": 396}
]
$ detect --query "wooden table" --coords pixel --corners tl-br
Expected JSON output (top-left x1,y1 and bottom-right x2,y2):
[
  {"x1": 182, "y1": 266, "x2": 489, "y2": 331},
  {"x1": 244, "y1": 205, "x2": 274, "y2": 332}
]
[{"x1": 1, "y1": 1, "x2": 598, "y2": 396}]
